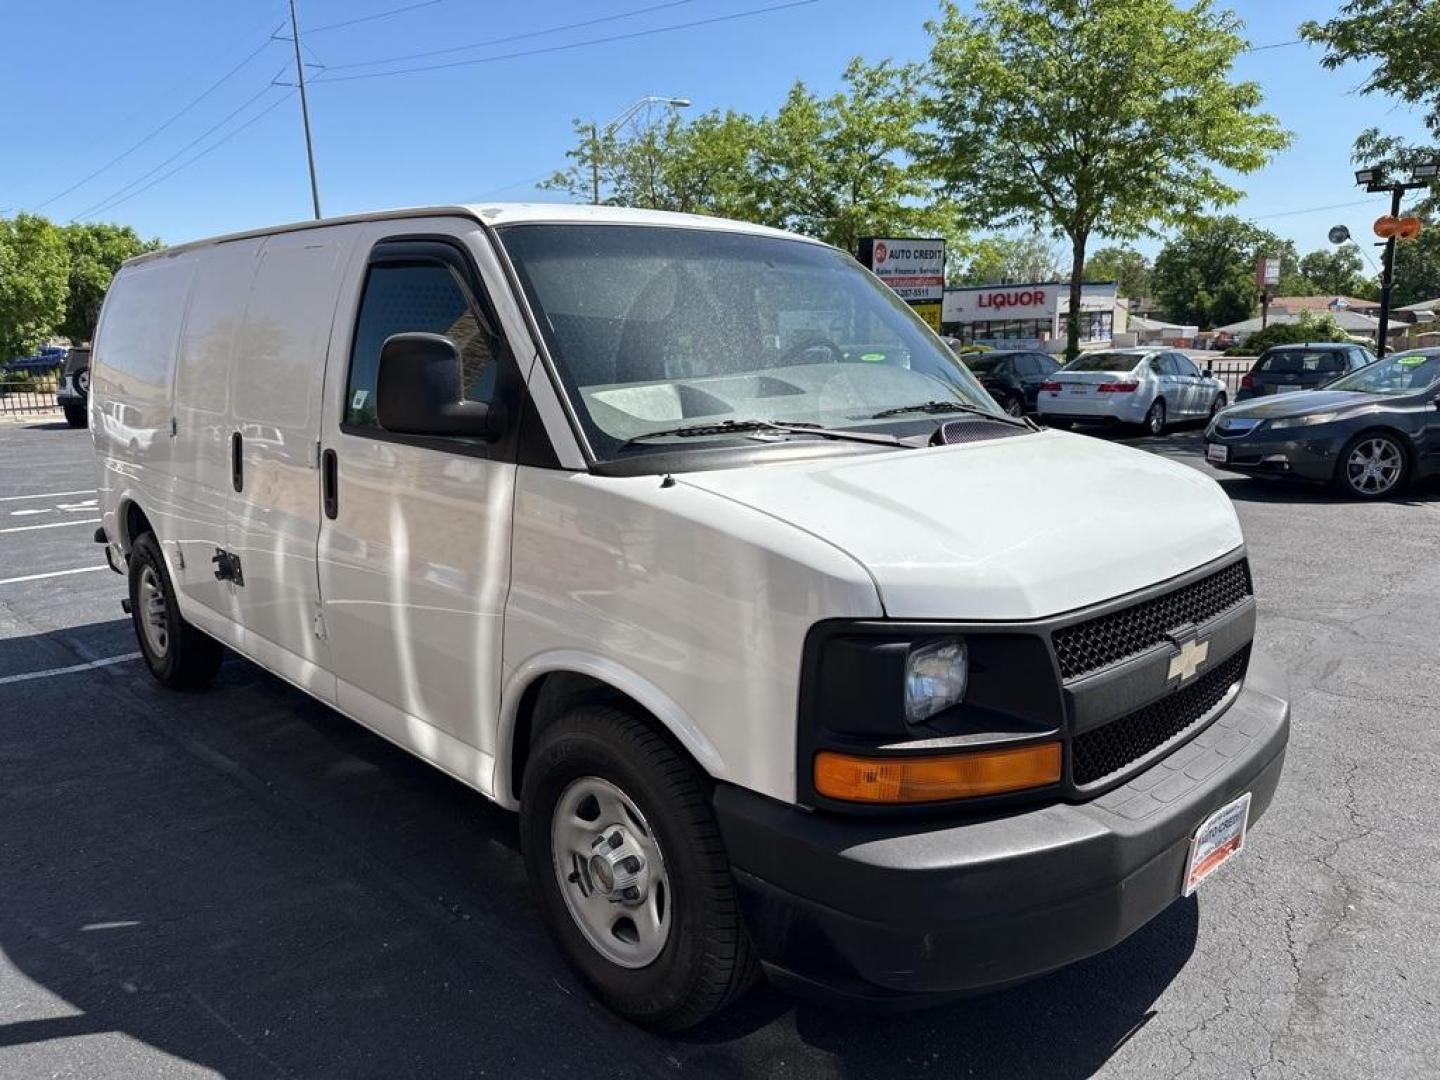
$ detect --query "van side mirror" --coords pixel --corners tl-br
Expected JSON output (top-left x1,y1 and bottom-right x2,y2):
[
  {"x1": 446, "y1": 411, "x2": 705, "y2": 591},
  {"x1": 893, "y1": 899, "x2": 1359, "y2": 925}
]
[{"x1": 376, "y1": 332, "x2": 505, "y2": 439}]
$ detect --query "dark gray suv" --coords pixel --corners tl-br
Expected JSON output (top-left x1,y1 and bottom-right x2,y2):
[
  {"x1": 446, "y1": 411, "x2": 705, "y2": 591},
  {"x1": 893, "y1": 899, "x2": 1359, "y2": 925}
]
[
  {"x1": 1237, "y1": 342, "x2": 1375, "y2": 401},
  {"x1": 56, "y1": 346, "x2": 91, "y2": 428}
]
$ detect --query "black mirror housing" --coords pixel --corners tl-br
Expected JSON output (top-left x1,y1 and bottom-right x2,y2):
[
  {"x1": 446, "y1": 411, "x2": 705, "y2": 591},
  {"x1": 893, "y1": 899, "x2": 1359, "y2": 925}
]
[{"x1": 376, "y1": 332, "x2": 505, "y2": 439}]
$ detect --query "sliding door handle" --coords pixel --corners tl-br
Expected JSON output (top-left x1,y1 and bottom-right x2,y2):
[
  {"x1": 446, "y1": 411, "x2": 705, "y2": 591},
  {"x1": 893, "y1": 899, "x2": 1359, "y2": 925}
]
[
  {"x1": 322, "y1": 448, "x2": 338, "y2": 520},
  {"x1": 230, "y1": 431, "x2": 243, "y2": 493}
]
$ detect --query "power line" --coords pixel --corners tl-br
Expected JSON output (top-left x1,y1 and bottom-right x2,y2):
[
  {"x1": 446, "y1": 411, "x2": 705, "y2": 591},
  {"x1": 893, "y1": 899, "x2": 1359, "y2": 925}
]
[
  {"x1": 75, "y1": 93, "x2": 298, "y2": 222},
  {"x1": 73, "y1": 74, "x2": 289, "y2": 222},
  {"x1": 322, "y1": 0, "x2": 699, "y2": 72},
  {"x1": 1243, "y1": 39, "x2": 1303, "y2": 53},
  {"x1": 1251, "y1": 198, "x2": 1374, "y2": 221},
  {"x1": 307, "y1": 0, "x2": 445, "y2": 35},
  {"x1": 31, "y1": 26, "x2": 285, "y2": 213},
  {"x1": 312, "y1": 0, "x2": 818, "y2": 84}
]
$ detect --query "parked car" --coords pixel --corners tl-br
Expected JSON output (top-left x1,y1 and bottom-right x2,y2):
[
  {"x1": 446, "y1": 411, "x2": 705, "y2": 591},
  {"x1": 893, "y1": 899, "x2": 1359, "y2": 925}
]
[
  {"x1": 56, "y1": 345, "x2": 91, "y2": 427},
  {"x1": 91, "y1": 204, "x2": 1288, "y2": 1030},
  {"x1": 1206, "y1": 347, "x2": 1440, "y2": 499},
  {"x1": 3, "y1": 345, "x2": 68, "y2": 373},
  {"x1": 961, "y1": 349, "x2": 1061, "y2": 416},
  {"x1": 1038, "y1": 348, "x2": 1228, "y2": 434},
  {"x1": 1236, "y1": 343, "x2": 1376, "y2": 401}
]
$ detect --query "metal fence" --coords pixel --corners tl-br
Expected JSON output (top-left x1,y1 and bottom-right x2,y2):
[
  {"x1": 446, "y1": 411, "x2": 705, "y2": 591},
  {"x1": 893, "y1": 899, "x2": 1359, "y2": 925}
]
[
  {"x1": 0, "y1": 365, "x2": 62, "y2": 417},
  {"x1": 1207, "y1": 357, "x2": 1255, "y2": 398}
]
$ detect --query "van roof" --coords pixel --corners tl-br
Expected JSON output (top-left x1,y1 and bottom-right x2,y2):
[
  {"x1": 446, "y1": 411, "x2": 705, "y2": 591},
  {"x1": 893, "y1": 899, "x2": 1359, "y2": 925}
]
[{"x1": 124, "y1": 202, "x2": 821, "y2": 267}]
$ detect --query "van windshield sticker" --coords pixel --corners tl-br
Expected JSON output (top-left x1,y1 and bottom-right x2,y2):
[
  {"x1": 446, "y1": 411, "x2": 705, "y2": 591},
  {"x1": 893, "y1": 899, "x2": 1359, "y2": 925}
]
[{"x1": 351, "y1": 389, "x2": 369, "y2": 410}]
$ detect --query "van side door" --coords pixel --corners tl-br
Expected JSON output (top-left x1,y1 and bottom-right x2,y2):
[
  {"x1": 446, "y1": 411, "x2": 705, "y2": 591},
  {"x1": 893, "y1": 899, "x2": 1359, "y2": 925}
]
[
  {"x1": 316, "y1": 222, "x2": 522, "y2": 792},
  {"x1": 224, "y1": 226, "x2": 359, "y2": 701}
]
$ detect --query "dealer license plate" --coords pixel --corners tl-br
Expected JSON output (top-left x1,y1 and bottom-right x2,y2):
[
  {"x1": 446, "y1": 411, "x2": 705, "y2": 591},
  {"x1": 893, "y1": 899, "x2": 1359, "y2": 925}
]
[
  {"x1": 1205, "y1": 443, "x2": 1228, "y2": 464},
  {"x1": 1183, "y1": 792, "x2": 1251, "y2": 895},
  {"x1": 1272, "y1": 385, "x2": 1302, "y2": 394}
]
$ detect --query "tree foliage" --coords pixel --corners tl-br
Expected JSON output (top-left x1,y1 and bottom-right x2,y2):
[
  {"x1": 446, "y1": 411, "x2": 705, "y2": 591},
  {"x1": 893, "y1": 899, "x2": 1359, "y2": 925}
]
[
  {"x1": 1151, "y1": 215, "x2": 1298, "y2": 329},
  {"x1": 952, "y1": 232, "x2": 1065, "y2": 285},
  {"x1": 60, "y1": 222, "x2": 161, "y2": 344},
  {"x1": 1296, "y1": 246, "x2": 1375, "y2": 298},
  {"x1": 0, "y1": 214, "x2": 69, "y2": 360},
  {"x1": 1392, "y1": 221, "x2": 1440, "y2": 307},
  {"x1": 1301, "y1": 1, "x2": 1440, "y2": 138},
  {"x1": 544, "y1": 58, "x2": 943, "y2": 253},
  {"x1": 925, "y1": 0, "x2": 1287, "y2": 357},
  {"x1": 1084, "y1": 246, "x2": 1152, "y2": 299},
  {"x1": 1225, "y1": 311, "x2": 1352, "y2": 356}
]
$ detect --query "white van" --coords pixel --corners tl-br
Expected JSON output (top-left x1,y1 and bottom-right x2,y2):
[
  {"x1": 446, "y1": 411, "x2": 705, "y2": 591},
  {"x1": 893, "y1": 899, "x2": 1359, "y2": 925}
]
[{"x1": 90, "y1": 204, "x2": 1289, "y2": 1030}]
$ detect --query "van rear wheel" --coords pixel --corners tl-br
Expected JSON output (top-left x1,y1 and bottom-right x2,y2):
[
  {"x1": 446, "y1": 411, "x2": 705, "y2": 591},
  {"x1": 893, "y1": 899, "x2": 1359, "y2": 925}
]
[
  {"x1": 520, "y1": 705, "x2": 757, "y2": 1031},
  {"x1": 128, "y1": 532, "x2": 224, "y2": 689}
]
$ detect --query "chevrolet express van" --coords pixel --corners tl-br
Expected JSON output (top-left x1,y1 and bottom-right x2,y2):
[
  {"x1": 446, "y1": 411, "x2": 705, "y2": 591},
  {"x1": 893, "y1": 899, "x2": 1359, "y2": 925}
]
[{"x1": 90, "y1": 205, "x2": 1289, "y2": 1030}]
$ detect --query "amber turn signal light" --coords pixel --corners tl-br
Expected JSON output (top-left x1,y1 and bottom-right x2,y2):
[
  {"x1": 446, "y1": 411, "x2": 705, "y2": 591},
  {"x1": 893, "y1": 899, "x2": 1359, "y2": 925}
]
[{"x1": 814, "y1": 742, "x2": 1062, "y2": 804}]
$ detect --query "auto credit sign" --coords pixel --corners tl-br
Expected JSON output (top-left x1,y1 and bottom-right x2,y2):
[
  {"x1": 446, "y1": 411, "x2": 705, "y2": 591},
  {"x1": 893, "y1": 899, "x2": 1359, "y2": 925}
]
[{"x1": 858, "y1": 237, "x2": 946, "y2": 329}]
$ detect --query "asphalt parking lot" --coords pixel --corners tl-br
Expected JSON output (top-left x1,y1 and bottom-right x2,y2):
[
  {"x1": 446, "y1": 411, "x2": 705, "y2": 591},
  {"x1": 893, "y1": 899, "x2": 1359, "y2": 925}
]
[{"x1": 1, "y1": 414, "x2": 1437, "y2": 1079}]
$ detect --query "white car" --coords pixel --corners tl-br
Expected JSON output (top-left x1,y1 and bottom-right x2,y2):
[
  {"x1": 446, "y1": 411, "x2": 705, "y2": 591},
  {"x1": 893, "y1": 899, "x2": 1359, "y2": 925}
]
[
  {"x1": 1038, "y1": 348, "x2": 1228, "y2": 434},
  {"x1": 89, "y1": 204, "x2": 1287, "y2": 1030}
]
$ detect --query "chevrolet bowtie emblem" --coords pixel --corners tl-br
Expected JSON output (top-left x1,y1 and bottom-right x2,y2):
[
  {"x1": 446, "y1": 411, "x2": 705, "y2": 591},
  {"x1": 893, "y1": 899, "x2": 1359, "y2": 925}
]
[{"x1": 1168, "y1": 637, "x2": 1210, "y2": 683}]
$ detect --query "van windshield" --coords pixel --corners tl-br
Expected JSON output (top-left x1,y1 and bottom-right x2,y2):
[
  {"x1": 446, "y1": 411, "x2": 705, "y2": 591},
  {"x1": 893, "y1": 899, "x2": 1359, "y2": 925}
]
[{"x1": 497, "y1": 224, "x2": 1000, "y2": 458}]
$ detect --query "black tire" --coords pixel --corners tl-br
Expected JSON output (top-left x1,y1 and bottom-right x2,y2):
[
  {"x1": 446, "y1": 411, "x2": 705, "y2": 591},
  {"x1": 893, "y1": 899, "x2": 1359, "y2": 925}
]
[
  {"x1": 521, "y1": 705, "x2": 758, "y2": 1031},
  {"x1": 1002, "y1": 393, "x2": 1026, "y2": 418},
  {"x1": 1332, "y1": 430, "x2": 1410, "y2": 500},
  {"x1": 128, "y1": 531, "x2": 224, "y2": 689},
  {"x1": 62, "y1": 402, "x2": 87, "y2": 428},
  {"x1": 1209, "y1": 392, "x2": 1227, "y2": 419},
  {"x1": 1142, "y1": 399, "x2": 1166, "y2": 436}
]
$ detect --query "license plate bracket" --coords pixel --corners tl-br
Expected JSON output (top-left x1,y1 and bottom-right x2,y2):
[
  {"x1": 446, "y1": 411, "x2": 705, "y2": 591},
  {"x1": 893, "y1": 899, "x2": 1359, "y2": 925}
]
[
  {"x1": 1183, "y1": 792, "x2": 1251, "y2": 895},
  {"x1": 1206, "y1": 443, "x2": 1229, "y2": 464}
]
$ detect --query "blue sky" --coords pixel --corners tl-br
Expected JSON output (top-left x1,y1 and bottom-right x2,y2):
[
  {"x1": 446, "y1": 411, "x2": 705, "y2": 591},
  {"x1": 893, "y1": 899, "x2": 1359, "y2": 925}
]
[{"x1": 3, "y1": 0, "x2": 1431, "y2": 262}]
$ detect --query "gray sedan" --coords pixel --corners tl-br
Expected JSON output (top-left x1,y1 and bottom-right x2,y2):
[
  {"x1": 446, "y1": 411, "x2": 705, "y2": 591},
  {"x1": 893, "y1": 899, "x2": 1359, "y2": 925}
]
[{"x1": 1204, "y1": 348, "x2": 1440, "y2": 498}]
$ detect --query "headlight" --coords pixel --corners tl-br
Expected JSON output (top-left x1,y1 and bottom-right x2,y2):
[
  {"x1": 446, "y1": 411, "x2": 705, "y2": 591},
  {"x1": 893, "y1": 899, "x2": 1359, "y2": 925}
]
[
  {"x1": 904, "y1": 638, "x2": 968, "y2": 725},
  {"x1": 1269, "y1": 412, "x2": 1338, "y2": 430}
]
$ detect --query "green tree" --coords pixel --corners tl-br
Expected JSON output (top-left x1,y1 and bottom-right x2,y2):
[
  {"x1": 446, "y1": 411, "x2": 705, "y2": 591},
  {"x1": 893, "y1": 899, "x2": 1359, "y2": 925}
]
[
  {"x1": 1392, "y1": 222, "x2": 1440, "y2": 307},
  {"x1": 60, "y1": 222, "x2": 161, "y2": 345},
  {"x1": 0, "y1": 214, "x2": 68, "y2": 360},
  {"x1": 1297, "y1": 246, "x2": 1374, "y2": 298},
  {"x1": 1151, "y1": 215, "x2": 1296, "y2": 329},
  {"x1": 1301, "y1": 2, "x2": 1440, "y2": 137},
  {"x1": 752, "y1": 57, "x2": 940, "y2": 251},
  {"x1": 1226, "y1": 311, "x2": 1352, "y2": 355},
  {"x1": 952, "y1": 232, "x2": 1065, "y2": 285},
  {"x1": 925, "y1": 0, "x2": 1288, "y2": 359},
  {"x1": 1084, "y1": 246, "x2": 1152, "y2": 298}
]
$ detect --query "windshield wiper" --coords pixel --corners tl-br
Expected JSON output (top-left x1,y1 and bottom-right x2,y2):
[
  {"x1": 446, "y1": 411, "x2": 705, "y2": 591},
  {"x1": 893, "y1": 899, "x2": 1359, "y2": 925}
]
[
  {"x1": 869, "y1": 399, "x2": 1032, "y2": 428},
  {"x1": 620, "y1": 418, "x2": 908, "y2": 450}
]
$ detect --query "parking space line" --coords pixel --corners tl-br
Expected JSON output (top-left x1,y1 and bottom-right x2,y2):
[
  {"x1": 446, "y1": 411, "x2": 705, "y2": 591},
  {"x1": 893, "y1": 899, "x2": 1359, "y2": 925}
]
[
  {"x1": 0, "y1": 517, "x2": 101, "y2": 535},
  {"x1": 0, "y1": 565, "x2": 110, "y2": 587},
  {"x1": 0, "y1": 489, "x2": 95, "y2": 502},
  {"x1": 0, "y1": 652, "x2": 141, "y2": 687}
]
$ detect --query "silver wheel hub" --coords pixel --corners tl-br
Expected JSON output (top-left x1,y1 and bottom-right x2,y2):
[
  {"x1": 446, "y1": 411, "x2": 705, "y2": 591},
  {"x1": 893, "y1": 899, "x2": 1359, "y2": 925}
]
[
  {"x1": 552, "y1": 777, "x2": 671, "y2": 969},
  {"x1": 137, "y1": 565, "x2": 169, "y2": 659},
  {"x1": 1347, "y1": 438, "x2": 1401, "y2": 494}
]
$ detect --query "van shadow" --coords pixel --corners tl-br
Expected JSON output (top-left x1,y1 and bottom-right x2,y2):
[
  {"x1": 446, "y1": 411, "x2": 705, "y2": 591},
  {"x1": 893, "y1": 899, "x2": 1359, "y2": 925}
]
[{"x1": 0, "y1": 621, "x2": 1195, "y2": 1078}]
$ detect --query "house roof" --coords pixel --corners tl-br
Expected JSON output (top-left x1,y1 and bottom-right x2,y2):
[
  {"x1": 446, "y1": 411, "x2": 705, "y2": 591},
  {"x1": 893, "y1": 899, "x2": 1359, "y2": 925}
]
[
  {"x1": 1396, "y1": 297, "x2": 1440, "y2": 313},
  {"x1": 1269, "y1": 295, "x2": 1380, "y2": 314},
  {"x1": 1214, "y1": 308, "x2": 1387, "y2": 335}
]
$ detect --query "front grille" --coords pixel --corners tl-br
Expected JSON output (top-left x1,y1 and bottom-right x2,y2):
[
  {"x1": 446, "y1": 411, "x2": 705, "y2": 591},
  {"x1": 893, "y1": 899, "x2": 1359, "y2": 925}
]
[
  {"x1": 1052, "y1": 560, "x2": 1252, "y2": 681},
  {"x1": 931, "y1": 417, "x2": 1029, "y2": 445},
  {"x1": 1072, "y1": 648, "x2": 1248, "y2": 786}
]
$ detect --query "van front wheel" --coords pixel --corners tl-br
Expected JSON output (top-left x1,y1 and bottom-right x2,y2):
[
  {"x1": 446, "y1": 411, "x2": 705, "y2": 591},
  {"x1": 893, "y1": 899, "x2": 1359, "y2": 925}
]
[
  {"x1": 127, "y1": 532, "x2": 224, "y2": 689},
  {"x1": 520, "y1": 705, "x2": 757, "y2": 1031}
]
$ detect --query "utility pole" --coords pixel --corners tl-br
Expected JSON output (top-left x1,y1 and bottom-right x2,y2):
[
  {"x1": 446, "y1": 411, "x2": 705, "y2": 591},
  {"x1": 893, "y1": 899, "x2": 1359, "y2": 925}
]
[
  {"x1": 1375, "y1": 185, "x2": 1402, "y2": 358},
  {"x1": 288, "y1": 0, "x2": 322, "y2": 220}
]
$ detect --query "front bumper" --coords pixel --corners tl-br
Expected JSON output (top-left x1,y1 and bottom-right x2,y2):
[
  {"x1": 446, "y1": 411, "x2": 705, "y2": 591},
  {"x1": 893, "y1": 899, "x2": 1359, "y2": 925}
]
[
  {"x1": 1204, "y1": 425, "x2": 1339, "y2": 483},
  {"x1": 716, "y1": 648, "x2": 1290, "y2": 1004}
]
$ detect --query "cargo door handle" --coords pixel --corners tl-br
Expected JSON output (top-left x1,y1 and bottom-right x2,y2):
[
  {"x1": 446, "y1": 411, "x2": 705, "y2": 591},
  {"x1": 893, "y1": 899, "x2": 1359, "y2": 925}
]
[
  {"x1": 231, "y1": 431, "x2": 243, "y2": 493},
  {"x1": 322, "y1": 449, "x2": 338, "y2": 520}
]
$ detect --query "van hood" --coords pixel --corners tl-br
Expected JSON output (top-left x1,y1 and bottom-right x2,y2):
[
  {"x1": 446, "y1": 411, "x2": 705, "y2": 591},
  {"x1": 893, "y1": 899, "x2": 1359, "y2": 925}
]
[{"x1": 679, "y1": 430, "x2": 1242, "y2": 620}]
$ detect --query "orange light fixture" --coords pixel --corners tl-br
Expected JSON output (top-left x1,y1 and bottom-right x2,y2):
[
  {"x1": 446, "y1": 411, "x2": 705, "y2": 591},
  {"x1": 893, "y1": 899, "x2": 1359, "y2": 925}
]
[
  {"x1": 1375, "y1": 215, "x2": 1402, "y2": 239},
  {"x1": 814, "y1": 742, "x2": 1063, "y2": 804}
]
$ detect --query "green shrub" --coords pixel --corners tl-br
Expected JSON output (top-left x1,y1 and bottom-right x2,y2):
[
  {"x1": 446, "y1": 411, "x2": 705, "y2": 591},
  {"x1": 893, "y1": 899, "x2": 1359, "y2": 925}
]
[{"x1": 1234, "y1": 311, "x2": 1352, "y2": 355}]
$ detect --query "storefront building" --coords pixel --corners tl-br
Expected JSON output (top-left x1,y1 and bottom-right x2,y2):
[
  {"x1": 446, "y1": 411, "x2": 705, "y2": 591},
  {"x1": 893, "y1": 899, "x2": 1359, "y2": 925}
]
[{"x1": 940, "y1": 282, "x2": 1126, "y2": 350}]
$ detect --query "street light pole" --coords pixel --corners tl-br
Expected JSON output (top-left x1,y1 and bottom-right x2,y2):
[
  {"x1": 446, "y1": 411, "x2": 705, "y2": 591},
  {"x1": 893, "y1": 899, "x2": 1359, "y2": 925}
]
[
  {"x1": 1355, "y1": 164, "x2": 1436, "y2": 358},
  {"x1": 288, "y1": 0, "x2": 322, "y2": 220},
  {"x1": 586, "y1": 96, "x2": 691, "y2": 205},
  {"x1": 1375, "y1": 185, "x2": 1402, "y2": 359}
]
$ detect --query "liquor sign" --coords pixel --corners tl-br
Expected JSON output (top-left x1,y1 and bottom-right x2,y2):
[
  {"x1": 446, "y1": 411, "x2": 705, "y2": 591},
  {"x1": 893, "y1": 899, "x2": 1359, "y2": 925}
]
[{"x1": 858, "y1": 237, "x2": 946, "y2": 330}]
